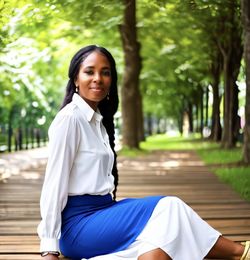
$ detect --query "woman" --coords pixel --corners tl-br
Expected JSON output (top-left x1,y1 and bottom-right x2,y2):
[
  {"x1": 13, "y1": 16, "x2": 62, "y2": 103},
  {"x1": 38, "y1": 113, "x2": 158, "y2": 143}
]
[{"x1": 37, "y1": 45, "x2": 250, "y2": 260}]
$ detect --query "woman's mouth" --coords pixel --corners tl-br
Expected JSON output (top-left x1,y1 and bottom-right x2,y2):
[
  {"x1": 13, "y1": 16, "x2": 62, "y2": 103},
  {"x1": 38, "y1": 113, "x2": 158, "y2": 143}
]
[{"x1": 90, "y1": 88, "x2": 103, "y2": 92}]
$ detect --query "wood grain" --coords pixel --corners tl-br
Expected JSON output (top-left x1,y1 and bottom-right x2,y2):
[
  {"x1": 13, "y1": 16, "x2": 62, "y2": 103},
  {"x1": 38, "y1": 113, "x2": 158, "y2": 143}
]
[{"x1": 0, "y1": 150, "x2": 249, "y2": 259}]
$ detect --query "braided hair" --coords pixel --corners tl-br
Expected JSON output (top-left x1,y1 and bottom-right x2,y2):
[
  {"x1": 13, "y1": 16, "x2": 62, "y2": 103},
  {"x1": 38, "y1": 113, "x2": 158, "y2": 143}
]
[{"x1": 61, "y1": 45, "x2": 119, "y2": 199}]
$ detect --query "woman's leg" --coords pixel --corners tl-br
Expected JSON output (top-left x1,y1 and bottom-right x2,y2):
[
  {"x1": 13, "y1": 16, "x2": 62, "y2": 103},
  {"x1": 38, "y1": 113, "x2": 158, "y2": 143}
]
[
  {"x1": 137, "y1": 238, "x2": 245, "y2": 260},
  {"x1": 206, "y1": 236, "x2": 244, "y2": 259},
  {"x1": 136, "y1": 197, "x2": 247, "y2": 260},
  {"x1": 138, "y1": 248, "x2": 171, "y2": 260}
]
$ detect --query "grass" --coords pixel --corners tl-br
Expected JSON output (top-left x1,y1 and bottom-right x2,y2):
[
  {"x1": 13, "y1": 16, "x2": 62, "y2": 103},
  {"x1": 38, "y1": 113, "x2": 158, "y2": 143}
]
[
  {"x1": 197, "y1": 146, "x2": 250, "y2": 202},
  {"x1": 197, "y1": 147, "x2": 242, "y2": 164},
  {"x1": 119, "y1": 134, "x2": 250, "y2": 202},
  {"x1": 215, "y1": 167, "x2": 250, "y2": 201},
  {"x1": 140, "y1": 134, "x2": 219, "y2": 151},
  {"x1": 117, "y1": 146, "x2": 149, "y2": 157}
]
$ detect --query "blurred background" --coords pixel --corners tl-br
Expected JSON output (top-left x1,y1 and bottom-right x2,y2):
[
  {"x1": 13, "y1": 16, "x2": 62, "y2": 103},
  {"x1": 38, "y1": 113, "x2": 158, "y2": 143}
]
[{"x1": 0, "y1": 0, "x2": 249, "y2": 162}]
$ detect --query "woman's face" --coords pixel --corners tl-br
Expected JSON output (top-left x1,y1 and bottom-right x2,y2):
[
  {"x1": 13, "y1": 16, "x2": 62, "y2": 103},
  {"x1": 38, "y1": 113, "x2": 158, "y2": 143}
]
[{"x1": 75, "y1": 51, "x2": 111, "y2": 110}]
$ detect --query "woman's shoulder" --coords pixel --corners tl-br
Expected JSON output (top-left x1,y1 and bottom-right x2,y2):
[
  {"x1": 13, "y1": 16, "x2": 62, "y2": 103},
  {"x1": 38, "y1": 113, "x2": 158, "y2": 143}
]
[
  {"x1": 57, "y1": 102, "x2": 79, "y2": 117},
  {"x1": 49, "y1": 103, "x2": 81, "y2": 130}
]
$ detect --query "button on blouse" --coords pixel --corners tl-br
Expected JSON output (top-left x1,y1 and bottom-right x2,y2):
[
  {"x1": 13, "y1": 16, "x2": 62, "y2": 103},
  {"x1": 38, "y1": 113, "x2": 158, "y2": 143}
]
[{"x1": 37, "y1": 93, "x2": 115, "y2": 252}]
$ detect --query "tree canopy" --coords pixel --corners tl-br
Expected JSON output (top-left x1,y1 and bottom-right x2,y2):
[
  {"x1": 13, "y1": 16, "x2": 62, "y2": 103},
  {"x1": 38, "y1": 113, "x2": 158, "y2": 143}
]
[{"x1": 0, "y1": 0, "x2": 249, "y2": 162}]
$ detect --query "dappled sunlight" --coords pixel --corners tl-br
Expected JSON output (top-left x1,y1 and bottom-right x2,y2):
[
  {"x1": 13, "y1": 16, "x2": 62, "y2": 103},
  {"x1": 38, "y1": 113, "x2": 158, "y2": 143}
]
[
  {"x1": 1, "y1": 172, "x2": 11, "y2": 181},
  {"x1": 155, "y1": 170, "x2": 166, "y2": 176},
  {"x1": 118, "y1": 160, "x2": 149, "y2": 170},
  {"x1": 0, "y1": 158, "x2": 7, "y2": 164},
  {"x1": 0, "y1": 147, "x2": 48, "y2": 182},
  {"x1": 169, "y1": 153, "x2": 191, "y2": 159},
  {"x1": 1, "y1": 165, "x2": 42, "y2": 181},
  {"x1": 148, "y1": 160, "x2": 180, "y2": 169},
  {"x1": 0, "y1": 168, "x2": 20, "y2": 182},
  {"x1": 185, "y1": 161, "x2": 205, "y2": 166},
  {"x1": 117, "y1": 162, "x2": 123, "y2": 168},
  {"x1": 128, "y1": 160, "x2": 149, "y2": 170},
  {"x1": 21, "y1": 171, "x2": 40, "y2": 180},
  {"x1": 120, "y1": 159, "x2": 182, "y2": 170}
]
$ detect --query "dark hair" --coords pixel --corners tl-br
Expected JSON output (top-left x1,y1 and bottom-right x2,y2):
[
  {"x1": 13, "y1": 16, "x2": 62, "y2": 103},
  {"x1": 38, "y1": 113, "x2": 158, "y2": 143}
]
[{"x1": 61, "y1": 45, "x2": 119, "y2": 199}]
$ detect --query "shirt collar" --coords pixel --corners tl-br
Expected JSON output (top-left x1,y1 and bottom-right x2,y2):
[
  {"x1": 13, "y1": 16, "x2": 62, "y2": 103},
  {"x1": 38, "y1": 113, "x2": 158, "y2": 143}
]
[{"x1": 72, "y1": 93, "x2": 103, "y2": 122}]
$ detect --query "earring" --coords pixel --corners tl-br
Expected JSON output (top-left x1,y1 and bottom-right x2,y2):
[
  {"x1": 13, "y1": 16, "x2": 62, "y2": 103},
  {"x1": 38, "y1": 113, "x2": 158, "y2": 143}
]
[
  {"x1": 75, "y1": 86, "x2": 79, "y2": 93},
  {"x1": 107, "y1": 92, "x2": 110, "y2": 100}
]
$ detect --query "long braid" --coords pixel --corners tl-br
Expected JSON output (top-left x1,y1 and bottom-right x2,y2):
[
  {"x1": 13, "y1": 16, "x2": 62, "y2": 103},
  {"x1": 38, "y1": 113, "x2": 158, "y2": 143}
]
[
  {"x1": 99, "y1": 88, "x2": 119, "y2": 199},
  {"x1": 101, "y1": 115, "x2": 119, "y2": 200}
]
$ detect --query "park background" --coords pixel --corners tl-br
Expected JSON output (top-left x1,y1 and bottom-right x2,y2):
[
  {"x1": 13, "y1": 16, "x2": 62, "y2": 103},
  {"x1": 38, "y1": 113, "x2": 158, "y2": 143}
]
[{"x1": 0, "y1": 0, "x2": 250, "y2": 202}]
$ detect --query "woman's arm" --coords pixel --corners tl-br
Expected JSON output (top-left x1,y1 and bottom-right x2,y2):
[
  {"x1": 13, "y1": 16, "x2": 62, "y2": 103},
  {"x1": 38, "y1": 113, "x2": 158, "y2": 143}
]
[{"x1": 38, "y1": 113, "x2": 80, "y2": 253}]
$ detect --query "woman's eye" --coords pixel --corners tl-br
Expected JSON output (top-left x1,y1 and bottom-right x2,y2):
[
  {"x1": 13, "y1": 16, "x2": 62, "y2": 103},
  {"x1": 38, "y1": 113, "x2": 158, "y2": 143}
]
[
  {"x1": 102, "y1": 70, "x2": 111, "y2": 76},
  {"x1": 84, "y1": 70, "x2": 94, "y2": 75}
]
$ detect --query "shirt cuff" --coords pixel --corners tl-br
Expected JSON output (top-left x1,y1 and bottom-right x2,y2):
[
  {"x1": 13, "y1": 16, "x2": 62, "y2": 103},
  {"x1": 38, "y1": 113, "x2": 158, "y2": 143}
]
[{"x1": 40, "y1": 238, "x2": 60, "y2": 252}]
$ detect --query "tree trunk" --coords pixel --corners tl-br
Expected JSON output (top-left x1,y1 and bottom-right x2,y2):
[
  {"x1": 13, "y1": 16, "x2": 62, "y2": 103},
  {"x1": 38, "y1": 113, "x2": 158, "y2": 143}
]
[
  {"x1": 146, "y1": 113, "x2": 153, "y2": 136},
  {"x1": 188, "y1": 102, "x2": 193, "y2": 133},
  {"x1": 7, "y1": 108, "x2": 15, "y2": 152},
  {"x1": 179, "y1": 111, "x2": 184, "y2": 136},
  {"x1": 221, "y1": 55, "x2": 242, "y2": 148},
  {"x1": 18, "y1": 127, "x2": 23, "y2": 150},
  {"x1": 221, "y1": 56, "x2": 233, "y2": 148},
  {"x1": 137, "y1": 91, "x2": 145, "y2": 141},
  {"x1": 25, "y1": 127, "x2": 29, "y2": 149},
  {"x1": 210, "y1": 52, "x2": 222, "y2": 142},
  {"x1": 242, "y1": 0, "x2": 250, "y2": 164},
  {"x1": 205, "y1": 86, "x2": 209, "y2": 127},
  {"x1": 200, "y1": 87, "x2": 204, "y2": 138},
  {"x1": 220, "y1": 1, "x2": 243, "y2": 148},
  {"x1": 195, "y1": 103, "x2": 199, "y2": 133},
  {"x1": 8, "y1": 114, "x2": 12, "y2": 152},
  {"x1": 211, "y1": 89, "x2": 222, "y2": 142},
  {"x1": 119, "y1": 0, "x2": 142, "y2": 149},
  {"x1": 31, "y1": 128, "x2": 34, "y2": 148}
]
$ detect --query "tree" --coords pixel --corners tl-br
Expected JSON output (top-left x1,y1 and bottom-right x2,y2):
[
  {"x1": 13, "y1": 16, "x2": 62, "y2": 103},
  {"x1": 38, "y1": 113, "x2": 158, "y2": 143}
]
[
  {"x1": 0, "y1": 1, "x2": 63, "y2": 151},
  {"x1": 241, "y1": 0, "x2": 250, "y2": 164},
  {"x1": 119, "y1": 0, "x2": 142, "y2": 148},
  {"x1": 217, "y1": 0, "x2": 243, "y2": 148},
  {"x1": 209, "y1": 49, "x2": 223, "y2": 141},
  {"x1": 2, "y1": 0, "x2": 247, "y2": 152}
]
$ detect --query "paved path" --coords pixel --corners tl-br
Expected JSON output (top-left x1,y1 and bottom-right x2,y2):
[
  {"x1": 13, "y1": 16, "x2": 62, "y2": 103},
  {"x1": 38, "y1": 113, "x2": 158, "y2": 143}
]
[
  {"x1": 0, "y1": 148, "x2": 249, "y2": 259},
  {"x1": 0, "y1": 147, "x2": 48, "y2": 182}
]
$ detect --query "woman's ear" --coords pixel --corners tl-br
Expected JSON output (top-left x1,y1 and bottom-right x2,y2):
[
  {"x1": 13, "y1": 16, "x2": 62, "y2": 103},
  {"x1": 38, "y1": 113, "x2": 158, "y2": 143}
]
[{"x1": 74, "y1": 78, "x2": 78, "y2": 87}]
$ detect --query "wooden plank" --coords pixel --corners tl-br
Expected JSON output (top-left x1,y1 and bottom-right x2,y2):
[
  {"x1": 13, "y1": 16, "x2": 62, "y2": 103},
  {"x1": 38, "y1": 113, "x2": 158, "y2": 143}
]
[
  {"x1": 0, "y1": 255, "x2": 42, "y2": 260},
  {"x1": 0, "y1": 149, "x2": 249, "y2": 260},
  {"x1": 0, "y1": 255, "x2": 70, "y2": 260}
]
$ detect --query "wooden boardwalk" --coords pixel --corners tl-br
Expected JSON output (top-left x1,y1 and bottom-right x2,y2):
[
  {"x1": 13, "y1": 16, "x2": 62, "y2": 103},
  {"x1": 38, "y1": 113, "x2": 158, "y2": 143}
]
[{"x1": 0, "y1": 149, "x2": 250, "y2": 259}]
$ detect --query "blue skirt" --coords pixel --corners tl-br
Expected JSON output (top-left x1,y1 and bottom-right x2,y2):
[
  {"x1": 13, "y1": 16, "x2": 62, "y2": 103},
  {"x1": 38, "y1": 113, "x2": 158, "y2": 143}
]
[{"x1": 59, "y1": 194, "x2": 164, "y2": 260}]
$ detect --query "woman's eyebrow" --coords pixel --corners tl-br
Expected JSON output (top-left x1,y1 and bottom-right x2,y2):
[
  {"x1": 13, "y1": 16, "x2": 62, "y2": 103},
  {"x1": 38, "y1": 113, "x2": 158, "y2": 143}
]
[{"x1": 83, "y1": 65, "x2": 111, "y2": 69}]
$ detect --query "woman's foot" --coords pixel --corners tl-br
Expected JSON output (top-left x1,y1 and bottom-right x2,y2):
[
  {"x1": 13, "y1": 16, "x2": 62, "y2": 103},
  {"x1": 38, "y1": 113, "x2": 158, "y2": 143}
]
[{"x1": 241, "y1": 241, "x2": 250, "y2": 260}]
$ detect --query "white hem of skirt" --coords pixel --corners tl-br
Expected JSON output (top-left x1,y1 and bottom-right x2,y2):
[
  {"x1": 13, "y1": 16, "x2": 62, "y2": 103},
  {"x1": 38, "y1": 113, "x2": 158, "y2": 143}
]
[{"x1": 82, "y1": 196, "x2": 221, "y2": 260}]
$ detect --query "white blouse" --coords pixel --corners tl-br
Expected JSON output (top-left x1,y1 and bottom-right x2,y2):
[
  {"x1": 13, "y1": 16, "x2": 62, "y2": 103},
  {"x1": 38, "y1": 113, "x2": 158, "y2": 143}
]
[{"x1": 37, "y1": 93, "x2": 115, "y2": 252}]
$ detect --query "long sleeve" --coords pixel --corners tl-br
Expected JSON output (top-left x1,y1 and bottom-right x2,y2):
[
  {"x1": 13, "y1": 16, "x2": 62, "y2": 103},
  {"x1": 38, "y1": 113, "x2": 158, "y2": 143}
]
[{"x1": 37, "y1": 112, "x2": 80, "y2": 252}]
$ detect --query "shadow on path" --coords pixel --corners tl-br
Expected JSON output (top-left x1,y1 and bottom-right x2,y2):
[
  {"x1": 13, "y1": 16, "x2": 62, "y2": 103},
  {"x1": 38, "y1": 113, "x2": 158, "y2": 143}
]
[{"x1": 0, "y1": 148, "x2": 249, "y2": 259}]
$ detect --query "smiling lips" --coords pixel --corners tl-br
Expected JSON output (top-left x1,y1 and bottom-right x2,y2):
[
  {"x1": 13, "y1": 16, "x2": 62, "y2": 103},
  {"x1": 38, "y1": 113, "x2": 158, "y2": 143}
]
[{"x1": 90, "y1": 87, "x2": 104, "y2": 92}]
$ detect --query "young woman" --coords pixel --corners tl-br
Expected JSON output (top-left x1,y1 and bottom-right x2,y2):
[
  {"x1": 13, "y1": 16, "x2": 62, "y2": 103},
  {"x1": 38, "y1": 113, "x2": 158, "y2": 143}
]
[{"x1": 37, "y1": 45, "x2": 250, "y2": 260}]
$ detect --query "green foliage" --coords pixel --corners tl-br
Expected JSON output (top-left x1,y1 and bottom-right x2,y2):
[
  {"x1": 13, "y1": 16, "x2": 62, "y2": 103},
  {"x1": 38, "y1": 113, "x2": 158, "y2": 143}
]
[
  {"x1": 0, "y1": 0, "x2": 63, "y2": 144},
  {"x1": 137, "y1": 0, "x2": 214, "y2": 121},
  {"x1": 0, "y1": 0, "x2": 246, "y2": 150}
]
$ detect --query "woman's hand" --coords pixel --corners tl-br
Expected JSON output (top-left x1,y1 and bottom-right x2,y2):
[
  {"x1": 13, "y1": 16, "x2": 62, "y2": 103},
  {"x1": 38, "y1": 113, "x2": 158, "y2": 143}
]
[{"x1": 41, "y1": 254, "x2": 59, "y2": 260}]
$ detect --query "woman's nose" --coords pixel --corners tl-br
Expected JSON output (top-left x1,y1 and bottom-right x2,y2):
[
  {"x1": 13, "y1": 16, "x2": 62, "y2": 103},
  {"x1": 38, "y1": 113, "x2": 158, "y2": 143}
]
[{"x1": 93, "y1": 73, "x2": 101, "y2": 82}]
